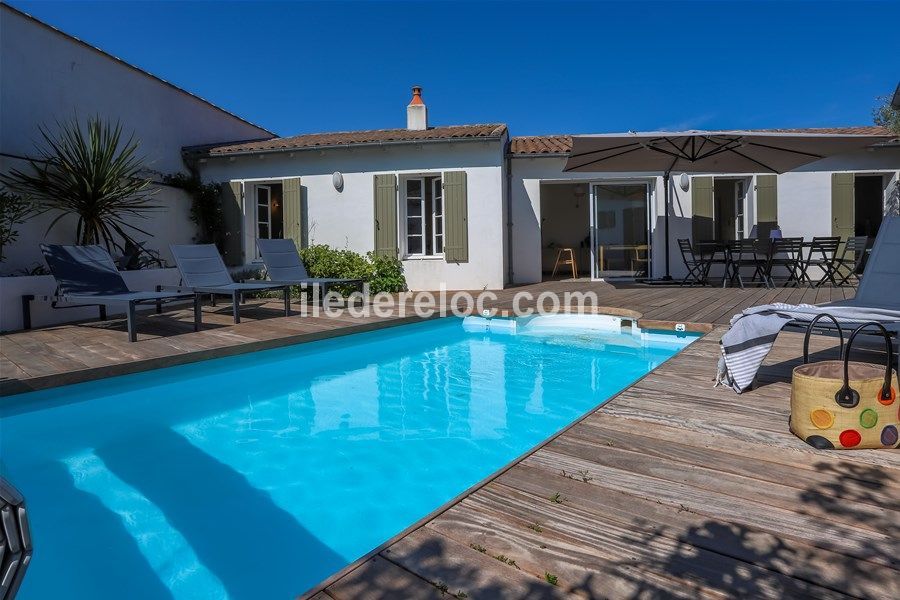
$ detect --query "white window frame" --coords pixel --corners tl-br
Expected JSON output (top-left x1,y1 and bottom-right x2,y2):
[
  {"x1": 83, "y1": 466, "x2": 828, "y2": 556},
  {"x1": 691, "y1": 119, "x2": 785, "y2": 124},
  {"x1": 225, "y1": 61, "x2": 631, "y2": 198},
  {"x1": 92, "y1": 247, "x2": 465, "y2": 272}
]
[
  {"x1": 400, "y1": 174, "x2": 445, "y2": 259},
  {"x1": 403, "y1": 177, "x2": 426, "y2": 257},
  {"x1": 735, "y1": 179, "x2": 746, "y2": 239},
  {"x1": 432, "y1": 177, "x2": 444, "y2": 256},
  {"x1": 256, "y1": 184, "x2": 272, "y2": 245}
]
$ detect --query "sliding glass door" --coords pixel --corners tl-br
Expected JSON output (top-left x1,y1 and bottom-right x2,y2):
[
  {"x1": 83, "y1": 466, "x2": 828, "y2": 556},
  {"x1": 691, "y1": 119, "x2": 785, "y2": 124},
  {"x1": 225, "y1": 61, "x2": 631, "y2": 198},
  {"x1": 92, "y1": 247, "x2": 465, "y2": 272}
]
[{"x1": 590, "y1": 183, "x2": 650, "y2": 279}]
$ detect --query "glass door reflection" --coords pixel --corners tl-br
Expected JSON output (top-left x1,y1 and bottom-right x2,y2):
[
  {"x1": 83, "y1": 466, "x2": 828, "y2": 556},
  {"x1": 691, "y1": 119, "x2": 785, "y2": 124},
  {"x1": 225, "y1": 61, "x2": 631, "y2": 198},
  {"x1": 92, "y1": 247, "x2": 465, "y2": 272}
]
[{"x1": 591, "y1": 183, "x2": 650, "y2": 279}]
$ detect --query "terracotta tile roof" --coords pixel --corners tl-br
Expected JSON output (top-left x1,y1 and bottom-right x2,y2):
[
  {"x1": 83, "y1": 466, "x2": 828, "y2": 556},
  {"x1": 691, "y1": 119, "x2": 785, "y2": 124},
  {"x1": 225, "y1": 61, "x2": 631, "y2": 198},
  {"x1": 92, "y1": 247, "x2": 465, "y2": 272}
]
[
  {"x1": 509, "y1": 126, "x2": 894, "y2": 155},
  {"x1": 508, "y1": 135, "x2": 573, "y2": 155},
  {"x1": 187, "y1": 124, "x2": 508, "y2": 156}
]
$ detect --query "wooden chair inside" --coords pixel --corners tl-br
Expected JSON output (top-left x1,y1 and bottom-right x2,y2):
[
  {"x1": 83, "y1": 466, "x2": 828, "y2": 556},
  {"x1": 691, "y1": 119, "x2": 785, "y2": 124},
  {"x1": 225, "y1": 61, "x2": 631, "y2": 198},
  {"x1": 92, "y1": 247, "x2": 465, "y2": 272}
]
[{"x1": 551, "y1": 247, "x2": 579, "y2": 280}]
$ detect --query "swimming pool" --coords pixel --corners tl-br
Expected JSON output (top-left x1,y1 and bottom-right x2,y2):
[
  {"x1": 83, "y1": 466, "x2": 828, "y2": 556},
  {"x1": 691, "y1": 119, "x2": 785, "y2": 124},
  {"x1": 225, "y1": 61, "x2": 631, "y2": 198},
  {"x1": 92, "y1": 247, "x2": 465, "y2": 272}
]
[{"x1": 0, "y1": 316, "x2": 697, "y2": 599}]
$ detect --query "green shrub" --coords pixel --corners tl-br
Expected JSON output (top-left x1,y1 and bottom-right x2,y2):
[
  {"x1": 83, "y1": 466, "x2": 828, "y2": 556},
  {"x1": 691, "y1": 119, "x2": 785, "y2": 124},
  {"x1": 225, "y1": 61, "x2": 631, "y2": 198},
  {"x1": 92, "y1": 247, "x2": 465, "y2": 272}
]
[
  {"x1": 298, "y1": 244, "x2": 407, "y2": 295},
  {"x1": 299, "y1": 244, "x2": 373, "y2": 280},
  {"x1": 367, "y1": 252, "x2": 406, "y2": 294}
]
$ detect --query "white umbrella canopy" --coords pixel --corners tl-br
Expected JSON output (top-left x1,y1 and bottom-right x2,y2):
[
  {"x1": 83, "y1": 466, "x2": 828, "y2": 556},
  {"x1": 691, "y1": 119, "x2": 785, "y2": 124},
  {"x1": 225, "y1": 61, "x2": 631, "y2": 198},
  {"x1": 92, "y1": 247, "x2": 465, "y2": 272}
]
[{"x1": 564, "y1": 130, "x2": 892, "y2": 174}]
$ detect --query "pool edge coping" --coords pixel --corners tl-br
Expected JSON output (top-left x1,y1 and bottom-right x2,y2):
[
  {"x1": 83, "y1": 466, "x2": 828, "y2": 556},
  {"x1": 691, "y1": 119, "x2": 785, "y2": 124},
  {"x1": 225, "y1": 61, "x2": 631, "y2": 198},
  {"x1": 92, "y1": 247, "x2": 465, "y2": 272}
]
[
  {"x1": 0, "y1": 314, "x2": 435, "y2": 397},
  {"x1": 0, "y1": 310, "x2": 712, "y2": 398}
]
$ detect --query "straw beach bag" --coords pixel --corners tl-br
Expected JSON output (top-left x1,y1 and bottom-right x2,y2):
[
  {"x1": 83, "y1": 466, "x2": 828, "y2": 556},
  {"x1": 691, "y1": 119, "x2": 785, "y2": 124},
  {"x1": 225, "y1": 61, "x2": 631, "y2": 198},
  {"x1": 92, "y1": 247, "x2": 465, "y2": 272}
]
[{"x1": 790, "y1": 317, "x2": 899, "y2": 449}]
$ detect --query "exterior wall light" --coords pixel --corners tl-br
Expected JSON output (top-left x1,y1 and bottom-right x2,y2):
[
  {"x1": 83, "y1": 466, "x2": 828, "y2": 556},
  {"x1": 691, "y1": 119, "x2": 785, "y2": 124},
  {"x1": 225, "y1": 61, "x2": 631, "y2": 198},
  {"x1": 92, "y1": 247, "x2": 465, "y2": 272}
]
[
  {"x1": 679, "y1": 172, "x2": 690, "y2": 192},
  {"x1": 332, "y1": 171, "x2": 344, "y2": 192}
]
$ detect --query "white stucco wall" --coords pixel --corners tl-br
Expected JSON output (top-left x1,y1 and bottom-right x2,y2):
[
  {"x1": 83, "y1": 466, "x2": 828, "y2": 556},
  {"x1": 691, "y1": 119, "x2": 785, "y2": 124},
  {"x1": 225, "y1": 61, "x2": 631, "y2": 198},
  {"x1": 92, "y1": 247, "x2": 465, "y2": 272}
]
[
  {"x1": 0, "y1": 5, "x2": 272, "y2": 273},
  {"x1": 778, "y1": 147, "x2": 900, "y2": 240},
  {"x1": 197, "y1": 139, "x2": 507, "y2": 290}
]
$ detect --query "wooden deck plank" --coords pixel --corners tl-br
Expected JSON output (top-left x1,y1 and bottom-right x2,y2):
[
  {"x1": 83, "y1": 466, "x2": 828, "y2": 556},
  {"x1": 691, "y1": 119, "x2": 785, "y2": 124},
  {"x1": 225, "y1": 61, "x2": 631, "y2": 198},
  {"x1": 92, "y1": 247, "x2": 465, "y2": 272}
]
[
  {"x1": 379, "y1": 527, "x2": 567, "y2": 600},
  {"x1": 483, "y1": 475, "x2": 894, "y2": 600},
  {"x1": 456, "y1": 483, "x2": 857, "y2": 600},
  {"x1": 323, "y1": 555, "x2": 443, "y2": 600}
]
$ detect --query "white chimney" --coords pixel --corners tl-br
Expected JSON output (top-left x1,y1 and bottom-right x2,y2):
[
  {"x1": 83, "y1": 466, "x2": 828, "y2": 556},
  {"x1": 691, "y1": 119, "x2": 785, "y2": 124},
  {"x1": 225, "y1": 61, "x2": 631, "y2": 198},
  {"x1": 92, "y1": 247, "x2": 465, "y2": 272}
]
[{"x1": 406, "y1": 86, "x2": 428, "y2": 130}]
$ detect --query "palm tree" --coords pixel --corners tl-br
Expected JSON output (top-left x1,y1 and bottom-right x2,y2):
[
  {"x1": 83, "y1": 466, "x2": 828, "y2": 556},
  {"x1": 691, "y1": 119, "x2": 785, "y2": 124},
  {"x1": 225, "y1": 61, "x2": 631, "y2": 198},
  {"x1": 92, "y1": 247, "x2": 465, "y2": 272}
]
[{"x1": 0, "y1": 116, "x2": 160, "y2": 251}]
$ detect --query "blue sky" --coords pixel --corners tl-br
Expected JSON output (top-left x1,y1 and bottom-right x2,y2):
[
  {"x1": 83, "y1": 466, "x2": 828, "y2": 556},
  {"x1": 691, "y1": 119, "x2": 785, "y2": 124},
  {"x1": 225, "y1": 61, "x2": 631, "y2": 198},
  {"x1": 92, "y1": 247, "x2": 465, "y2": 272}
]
[{"x1": 12, "y1": 0, "x2": 900, "y2": 137}]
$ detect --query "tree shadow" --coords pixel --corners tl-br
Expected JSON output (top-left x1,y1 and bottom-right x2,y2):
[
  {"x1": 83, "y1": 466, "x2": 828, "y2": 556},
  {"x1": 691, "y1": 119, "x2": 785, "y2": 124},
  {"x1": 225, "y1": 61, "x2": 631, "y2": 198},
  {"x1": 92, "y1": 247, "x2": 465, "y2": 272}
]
[
  {"x1": 321, "y1": 533, "x2": 565, "y2": 600},
  {"x1": 566, "y1": 462, "x2": 897, "y2": 599}
]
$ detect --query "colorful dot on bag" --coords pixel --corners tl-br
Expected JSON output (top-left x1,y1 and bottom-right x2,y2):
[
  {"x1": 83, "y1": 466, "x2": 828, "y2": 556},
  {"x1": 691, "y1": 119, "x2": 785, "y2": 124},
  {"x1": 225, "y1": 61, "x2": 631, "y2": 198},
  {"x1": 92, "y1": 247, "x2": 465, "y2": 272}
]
[
  {"x1": 839, "y1": 429, "x2": 862, "y2": 448},
  {"x1": 876, "y1": 387, "x2": 896, "y2": 406},
  {"x1": 809, "y1": 408, "x2": 834, "y2": 429},
  {"x1": 805, "y1": 435, "x2": 834, "y2": 449},
  {"x1": 859, "y1": 409, "x2": 878, "y2": 429},
  {"x1": 881, "y1": 425, "x2": 899, "y2": 447}
]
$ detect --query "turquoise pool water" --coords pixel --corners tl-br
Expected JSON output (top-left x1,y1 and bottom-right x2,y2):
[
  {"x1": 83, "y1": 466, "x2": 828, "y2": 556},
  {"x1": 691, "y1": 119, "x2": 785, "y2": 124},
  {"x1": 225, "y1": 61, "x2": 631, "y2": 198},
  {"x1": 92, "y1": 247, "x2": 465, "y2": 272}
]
[{"x1": 0, "y1": 316, "x2": 697, "y2": 599}]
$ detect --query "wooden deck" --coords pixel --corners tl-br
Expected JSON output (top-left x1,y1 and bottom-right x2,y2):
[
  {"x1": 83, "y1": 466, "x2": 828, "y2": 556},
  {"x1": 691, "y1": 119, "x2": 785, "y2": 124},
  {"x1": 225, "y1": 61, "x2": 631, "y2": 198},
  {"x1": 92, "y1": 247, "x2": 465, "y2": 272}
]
[{"x1": 2, "y1": 282, "x2": 895, "y2": 599}]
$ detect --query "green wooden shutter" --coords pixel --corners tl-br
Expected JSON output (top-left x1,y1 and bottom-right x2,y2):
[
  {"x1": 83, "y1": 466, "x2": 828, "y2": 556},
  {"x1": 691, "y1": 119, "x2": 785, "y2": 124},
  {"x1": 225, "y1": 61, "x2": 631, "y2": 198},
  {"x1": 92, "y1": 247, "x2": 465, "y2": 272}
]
[
  {"x1": 373, "y1": 174, "x2": 398, "y2": 258},
  {"x1": 443, "y1": 171, "x2": 469, "y2": 263},
  {"x1": 832, "y1": 173, "x2": 855, "y2": 239},
  {"x1": 221, "y1": 180, "x2": 244, "y2": 266},
  {"x1": 691, "y1": 176, "x2": 715, "y2": 241},
  {"x1": 756, "y1": 174, "x2": 778, "y2": 240},
  {"x1": 282, "y1": 177, "x2": 302, "y2": 247}
]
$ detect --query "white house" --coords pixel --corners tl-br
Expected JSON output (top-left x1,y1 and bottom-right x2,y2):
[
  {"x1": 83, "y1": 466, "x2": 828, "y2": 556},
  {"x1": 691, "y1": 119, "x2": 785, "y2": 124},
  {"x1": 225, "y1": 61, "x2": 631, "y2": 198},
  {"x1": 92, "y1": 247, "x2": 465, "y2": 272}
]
[
  {"x1": 189, "y1": 104, "x2": 898, "y2": 289},
  {"x1": 188, "y1": 101, "x2": 510, "y2": 290},
  {"x1": 1, "y1": 4, "x2": 898, "y2": 332}
]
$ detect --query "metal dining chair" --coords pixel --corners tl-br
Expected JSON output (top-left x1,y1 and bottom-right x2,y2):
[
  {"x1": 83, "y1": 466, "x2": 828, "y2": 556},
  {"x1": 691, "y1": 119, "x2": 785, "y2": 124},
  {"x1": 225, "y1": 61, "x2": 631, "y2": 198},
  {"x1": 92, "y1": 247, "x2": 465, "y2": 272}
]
[
  {"x1": 766, "y1": 237, "x2": 808, "y2": 287},
  {"x1": 804, "y1": 236, "x2": 841, "y2": 287},
  {"x1": 694, "y1": 240, "x2": 730, "y2": 286},
  {"x1": 677, "y1": 239, "x2": 709, "y2": 286},
  {"x1": 832, "y1": 236, "x2": 869, "y2": 287},
  {"x1": 728, "y1": 239, "x2": 771, "y2": 289}
]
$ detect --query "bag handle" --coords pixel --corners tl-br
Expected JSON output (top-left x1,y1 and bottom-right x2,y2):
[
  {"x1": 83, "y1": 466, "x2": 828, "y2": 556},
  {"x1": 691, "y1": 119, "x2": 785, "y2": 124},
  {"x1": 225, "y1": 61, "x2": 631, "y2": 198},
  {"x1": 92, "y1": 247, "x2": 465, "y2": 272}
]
[
  {"x1": 835, "y1": 322, "x2": 895, "y2": 409},
  {"x1": 802, "y1": 313, "x2": 844, "y2": 364}
]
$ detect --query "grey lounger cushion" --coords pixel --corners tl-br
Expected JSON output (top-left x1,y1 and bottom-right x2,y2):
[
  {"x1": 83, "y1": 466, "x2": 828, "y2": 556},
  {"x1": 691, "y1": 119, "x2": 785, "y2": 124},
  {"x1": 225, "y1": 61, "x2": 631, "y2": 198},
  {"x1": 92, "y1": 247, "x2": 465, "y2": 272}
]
[
  {"x1": 822, "y1": 215, "x2": 900, "y2": 311},
  {"x1": 40, "y1": 244, "x2": 194, "y2": 303},
  {"x1": 170, "y1": 244, "x2": 287, "y2": 293},
  {"x1": 256, "y1": 238, "x2": 363, "y2": 286}
]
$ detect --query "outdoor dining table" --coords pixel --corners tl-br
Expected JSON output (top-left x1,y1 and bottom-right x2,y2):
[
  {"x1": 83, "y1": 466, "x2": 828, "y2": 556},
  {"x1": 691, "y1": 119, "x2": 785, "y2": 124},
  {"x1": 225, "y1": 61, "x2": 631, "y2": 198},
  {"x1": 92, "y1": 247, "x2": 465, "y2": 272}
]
[
  {"x1": 693, "y1": 240, "x2": 736, "y2": 287},
  {"x1": 693, "y1": 237, "x2": 851, "y2": 288}
]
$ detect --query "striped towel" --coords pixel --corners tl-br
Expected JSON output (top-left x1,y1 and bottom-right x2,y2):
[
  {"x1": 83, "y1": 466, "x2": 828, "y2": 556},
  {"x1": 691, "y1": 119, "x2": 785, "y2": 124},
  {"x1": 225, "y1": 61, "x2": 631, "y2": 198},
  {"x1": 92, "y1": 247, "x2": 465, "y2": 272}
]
[{"x1": 716, "y1": 303, "x2": 900, "y2": 393}]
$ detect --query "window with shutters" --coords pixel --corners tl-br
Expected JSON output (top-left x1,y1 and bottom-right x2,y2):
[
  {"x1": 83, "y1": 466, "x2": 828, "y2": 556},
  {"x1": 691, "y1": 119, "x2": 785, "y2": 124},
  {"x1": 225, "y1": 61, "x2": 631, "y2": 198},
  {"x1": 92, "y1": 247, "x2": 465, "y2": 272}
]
[{"x1": 401, "y1": 175, "x2": 443, "y2": 257}]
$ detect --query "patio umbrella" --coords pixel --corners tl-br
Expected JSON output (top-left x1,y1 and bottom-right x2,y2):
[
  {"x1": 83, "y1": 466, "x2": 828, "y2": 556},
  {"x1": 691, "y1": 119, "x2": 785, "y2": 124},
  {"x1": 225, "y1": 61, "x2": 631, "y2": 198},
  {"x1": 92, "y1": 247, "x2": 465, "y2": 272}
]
[{"x1": 563, "y1": 130, "x2": 892, "y2": 279}]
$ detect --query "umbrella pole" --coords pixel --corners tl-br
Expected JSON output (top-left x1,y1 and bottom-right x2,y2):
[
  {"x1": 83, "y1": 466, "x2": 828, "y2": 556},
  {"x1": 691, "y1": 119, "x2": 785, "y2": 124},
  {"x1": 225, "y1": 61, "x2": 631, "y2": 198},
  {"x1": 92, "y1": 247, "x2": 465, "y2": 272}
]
[{"x1": 663, "y1": 170, "x2": 672, "y2": 280}]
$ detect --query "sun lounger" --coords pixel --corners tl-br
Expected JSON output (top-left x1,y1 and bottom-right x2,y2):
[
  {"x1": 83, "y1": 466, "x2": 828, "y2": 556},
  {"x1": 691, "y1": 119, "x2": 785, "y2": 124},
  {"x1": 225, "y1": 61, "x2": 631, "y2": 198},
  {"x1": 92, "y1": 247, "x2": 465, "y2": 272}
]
[
  {"x1": 33, "y1": 244, "x2": 201, "y2": 342},
  {"x1": 169, "y1": 244, "x2": 291, "y2": 324},
  {"x1": 256, "y1": 238, "x2": 363, "y2": 298},
  {"x1": 820, "y1": 217, "x2": 900, "y2": 312},
  {"x1": 717, "y1": 216, "x2": 900, "y2": 392}
]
